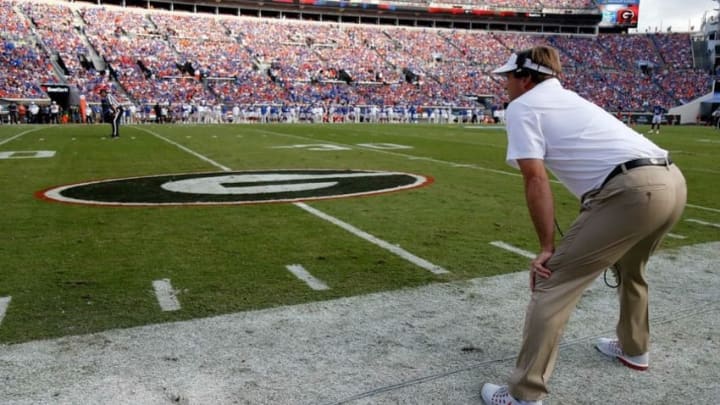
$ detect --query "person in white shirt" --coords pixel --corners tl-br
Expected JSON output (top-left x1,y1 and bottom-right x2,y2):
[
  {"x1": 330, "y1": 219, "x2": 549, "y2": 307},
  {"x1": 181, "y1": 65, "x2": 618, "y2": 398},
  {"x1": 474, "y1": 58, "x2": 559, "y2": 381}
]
[
  {"x1": 49, "y1": 101, "x2": 60, "y2": 124},
  {"x1": 28, "y1": 102, "x2": 40, "y2": 124},
  {"x1": 480, "y1": 46, "x2": 687, "y2": 405},
  {"x1": 232, "y1": 105, "x2": 241, "y2": 123}
]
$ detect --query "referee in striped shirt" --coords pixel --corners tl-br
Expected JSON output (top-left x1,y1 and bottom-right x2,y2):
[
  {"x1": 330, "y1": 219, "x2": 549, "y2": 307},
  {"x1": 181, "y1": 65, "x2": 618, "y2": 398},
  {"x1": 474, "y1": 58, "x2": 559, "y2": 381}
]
[{"x1": 99, "y1": 86, "x2": 123, "y2": 138}]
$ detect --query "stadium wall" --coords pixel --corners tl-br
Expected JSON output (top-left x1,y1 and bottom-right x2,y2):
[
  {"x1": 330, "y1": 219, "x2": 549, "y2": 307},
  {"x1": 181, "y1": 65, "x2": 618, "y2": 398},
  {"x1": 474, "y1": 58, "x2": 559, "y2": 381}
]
[
  {"x1": 669, "y1": 93, "x2": 713, "y2": 124},
  {"x1": 78, "y1": 0, "x2": 602, "y2": 34}
]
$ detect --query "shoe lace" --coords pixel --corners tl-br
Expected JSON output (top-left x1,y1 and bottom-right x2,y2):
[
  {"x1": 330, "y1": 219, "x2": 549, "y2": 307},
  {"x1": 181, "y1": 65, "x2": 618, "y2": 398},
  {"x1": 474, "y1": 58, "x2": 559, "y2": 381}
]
[{"x1": 607, "y1": 339, "x2": 623, "y2": 356}]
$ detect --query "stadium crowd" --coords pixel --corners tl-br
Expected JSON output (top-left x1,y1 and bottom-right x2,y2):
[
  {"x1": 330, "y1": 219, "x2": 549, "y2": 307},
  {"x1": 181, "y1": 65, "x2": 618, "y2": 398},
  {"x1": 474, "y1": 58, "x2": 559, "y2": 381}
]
[{"x1": 0, "y1": 0, "x2": 713, "y2": 124}]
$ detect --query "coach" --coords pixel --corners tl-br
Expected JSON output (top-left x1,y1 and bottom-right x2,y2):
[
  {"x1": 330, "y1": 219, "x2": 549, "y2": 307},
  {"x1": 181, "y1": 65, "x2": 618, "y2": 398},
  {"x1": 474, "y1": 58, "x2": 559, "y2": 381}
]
[{"x1": 480, "y1": 46, "x2": 687, "y2": 405}]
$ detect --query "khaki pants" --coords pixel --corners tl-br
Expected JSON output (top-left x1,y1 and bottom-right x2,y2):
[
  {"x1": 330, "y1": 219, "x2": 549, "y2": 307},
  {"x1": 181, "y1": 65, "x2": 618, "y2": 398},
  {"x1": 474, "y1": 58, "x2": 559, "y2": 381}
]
[{"x1": 509, "y1": 164, "x2": 686, "y2": 401}]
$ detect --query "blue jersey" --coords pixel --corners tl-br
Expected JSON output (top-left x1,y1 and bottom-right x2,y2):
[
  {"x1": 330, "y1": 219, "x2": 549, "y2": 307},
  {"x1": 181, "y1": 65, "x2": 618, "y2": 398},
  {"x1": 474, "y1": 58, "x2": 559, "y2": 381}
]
[{"x1": 653, "y1": 105, "x2": 663, "y2": 116}]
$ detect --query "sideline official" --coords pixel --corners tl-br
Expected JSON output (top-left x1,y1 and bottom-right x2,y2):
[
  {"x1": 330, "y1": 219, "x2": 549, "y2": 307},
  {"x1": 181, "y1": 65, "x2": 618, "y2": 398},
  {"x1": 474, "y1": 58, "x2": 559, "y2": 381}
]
[{"x1": 99, "y1": 86, "x2": 123, "y2": 138}]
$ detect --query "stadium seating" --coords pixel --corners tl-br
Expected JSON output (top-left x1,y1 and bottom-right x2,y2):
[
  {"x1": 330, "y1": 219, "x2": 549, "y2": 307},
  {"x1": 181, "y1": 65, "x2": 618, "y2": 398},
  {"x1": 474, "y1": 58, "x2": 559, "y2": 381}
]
[{"x1": 0, "y1": 0, "x2": 712, "y2": 121}]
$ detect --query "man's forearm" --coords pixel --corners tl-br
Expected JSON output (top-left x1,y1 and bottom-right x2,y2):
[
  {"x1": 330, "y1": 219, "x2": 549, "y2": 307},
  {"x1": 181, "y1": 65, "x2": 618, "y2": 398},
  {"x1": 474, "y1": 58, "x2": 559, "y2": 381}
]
[{"x1": 524, "y1": 175, "x2": 555, "y2": 251}]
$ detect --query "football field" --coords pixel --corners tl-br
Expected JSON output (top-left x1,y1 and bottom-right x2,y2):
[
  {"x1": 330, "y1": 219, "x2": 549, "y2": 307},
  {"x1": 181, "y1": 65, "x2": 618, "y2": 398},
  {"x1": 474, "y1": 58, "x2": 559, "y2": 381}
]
[
  {"x1": 0, "y1": 122, "x2": 718, "y2": 344},
  {"x1": 1, "y1": 122, "x2": 720, "y2": 404}
]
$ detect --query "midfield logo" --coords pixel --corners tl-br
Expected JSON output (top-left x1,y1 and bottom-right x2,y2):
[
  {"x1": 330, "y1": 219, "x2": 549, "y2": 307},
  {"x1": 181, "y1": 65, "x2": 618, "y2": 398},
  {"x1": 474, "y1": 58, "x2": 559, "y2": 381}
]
[{"x1": 36, "y1": 170, "x2": 432, "y2": 206}]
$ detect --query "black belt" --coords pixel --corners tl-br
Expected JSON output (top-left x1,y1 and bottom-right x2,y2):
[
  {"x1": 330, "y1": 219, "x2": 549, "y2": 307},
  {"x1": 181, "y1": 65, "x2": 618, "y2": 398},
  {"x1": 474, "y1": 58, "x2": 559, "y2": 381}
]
[{"x1": 601, "y1": 157, "x2": 673, "y2": 188}]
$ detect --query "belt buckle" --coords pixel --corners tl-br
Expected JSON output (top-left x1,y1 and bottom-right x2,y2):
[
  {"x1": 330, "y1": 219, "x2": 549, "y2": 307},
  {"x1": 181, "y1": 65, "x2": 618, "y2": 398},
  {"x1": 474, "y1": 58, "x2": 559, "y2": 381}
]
[{"x1": 649, "y1": 158, "x2": 661, "y2": 165}]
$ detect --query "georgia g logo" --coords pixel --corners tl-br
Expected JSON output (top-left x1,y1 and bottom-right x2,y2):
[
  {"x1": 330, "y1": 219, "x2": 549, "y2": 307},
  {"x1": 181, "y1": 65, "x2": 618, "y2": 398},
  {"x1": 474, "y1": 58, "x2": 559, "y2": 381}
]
[
  {"x1": 617, "y1": 8, "x2": 635, "y2": 24},
  {"x1": 36, "y1": 169, "x2": 432, "y2": 206}
]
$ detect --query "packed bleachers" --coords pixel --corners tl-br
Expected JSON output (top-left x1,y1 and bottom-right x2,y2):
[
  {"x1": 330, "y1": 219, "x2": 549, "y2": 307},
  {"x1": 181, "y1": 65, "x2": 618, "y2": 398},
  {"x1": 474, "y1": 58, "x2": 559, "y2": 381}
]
[
  {"x1": 0, "y1": 0, "x2": 57, "y2": 99},
  {"x1": 651, "y1": 33, "x2": 695, "y2": 70},
  {"x1": 0, "y1": 0, "x2": 713, "y2": 122},
  {"x1": 80, "y1": 6, "x2": 205, "y2": 105}
]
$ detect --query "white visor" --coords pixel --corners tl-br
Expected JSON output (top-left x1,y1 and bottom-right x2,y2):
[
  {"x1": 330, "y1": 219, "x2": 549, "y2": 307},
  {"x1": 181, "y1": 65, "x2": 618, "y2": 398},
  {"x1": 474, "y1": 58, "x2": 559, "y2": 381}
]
[{"x1": 491, "y1": 53, "x2": 557, "y2": 76}]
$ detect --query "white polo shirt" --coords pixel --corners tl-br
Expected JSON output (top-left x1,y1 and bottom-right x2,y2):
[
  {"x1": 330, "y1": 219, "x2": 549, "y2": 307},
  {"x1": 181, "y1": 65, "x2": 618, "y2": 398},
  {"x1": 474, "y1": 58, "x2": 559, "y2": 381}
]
[{"x1": 505, "y1": 78, "x2": 668, "y2": 199}]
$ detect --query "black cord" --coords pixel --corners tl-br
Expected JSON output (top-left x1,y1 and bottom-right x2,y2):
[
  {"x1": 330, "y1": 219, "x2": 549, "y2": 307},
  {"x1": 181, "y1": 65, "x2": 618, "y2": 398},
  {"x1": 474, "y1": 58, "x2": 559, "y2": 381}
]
[
  {"x1": 554, "y1": 218, "x2": 564, "y2": 238},
  {"x1": 604, "y1": 264, "x2": 621, "y2": 289}
]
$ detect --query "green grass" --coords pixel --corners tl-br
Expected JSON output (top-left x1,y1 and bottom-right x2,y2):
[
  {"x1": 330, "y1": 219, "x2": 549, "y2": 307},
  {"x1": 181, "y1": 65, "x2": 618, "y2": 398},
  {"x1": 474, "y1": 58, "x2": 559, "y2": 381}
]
[{"x1": 0, "y1": 122, "x2": 718, "y2": 344}]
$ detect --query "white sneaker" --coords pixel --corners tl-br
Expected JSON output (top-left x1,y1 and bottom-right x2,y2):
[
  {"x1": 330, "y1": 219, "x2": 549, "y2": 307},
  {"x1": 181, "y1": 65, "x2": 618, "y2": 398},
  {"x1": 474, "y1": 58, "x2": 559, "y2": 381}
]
[
  {"x1": 481, "y1": 383, "x2": 542, "y2": 405},
  {"x1": 595, "y1": 337, "x2": 649, "y2": 370}
]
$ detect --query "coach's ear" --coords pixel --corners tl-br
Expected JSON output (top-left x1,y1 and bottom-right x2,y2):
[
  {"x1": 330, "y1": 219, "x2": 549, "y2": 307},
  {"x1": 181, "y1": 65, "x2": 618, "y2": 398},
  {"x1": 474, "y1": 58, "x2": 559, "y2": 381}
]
[{"x1": 512, "y1": 72, "x2": 536, "y2": 91}]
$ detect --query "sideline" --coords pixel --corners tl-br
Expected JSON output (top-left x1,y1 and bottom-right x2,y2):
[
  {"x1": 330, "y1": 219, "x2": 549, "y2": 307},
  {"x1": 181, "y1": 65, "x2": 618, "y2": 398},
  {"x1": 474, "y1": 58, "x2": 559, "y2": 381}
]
[
  {"x1": 1, "y1": 242, "x2": 717, "y2": 404},
  {"x1": 463, "y1": 125, "x2": 506, "y2": 129}
]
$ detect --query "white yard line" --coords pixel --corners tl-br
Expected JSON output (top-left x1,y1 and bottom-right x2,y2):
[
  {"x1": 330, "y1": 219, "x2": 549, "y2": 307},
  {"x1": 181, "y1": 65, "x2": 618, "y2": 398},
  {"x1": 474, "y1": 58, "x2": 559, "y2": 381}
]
[
  {"x1": 152, "y1": 279, "x2": 181, "y2": 312},
  {"x1": 255, "y1": 129, "x2": 535, "y2": 182},
  {"x1": 285, "y1": 264, "x2": 330, "y2": 290},
  {"x1": 666, "y1": 233, "x2": 687, "y2": 239},
  {"x1": 257, "y1": 129, "x2": 720, "y2": 212},
  {"x1": 686, "y1": 218, "x2": 720, "y2": 228},
  {"x1": 463, "y1": 125, "x2": 505, "y2": 129},
  {"x1": 0, "y1": 296, "x2": 11, "y2": 326},
  {"x1": 295, "y1": 202, "x2": 449, "y2": 274},
  {"x1": 489, "y1": 241, "x2": 536, "y2": 259},
  {"x1": 136, "y1": 126, "x2": 447, "y2": 275},
  {"x1": 686, "y1": 204, "x2": 720, "y2": 214},
  {"x1": 0, "y1": 127, "x2": 44, "y2": 146},
  {"x1": 136, "y1": 128, "x2": 232, "y2": 171},
  {"x1": 682, "y1": 167, "x2": 720, "y2": 175}
]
